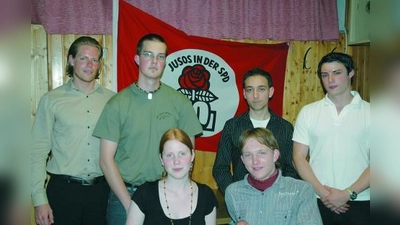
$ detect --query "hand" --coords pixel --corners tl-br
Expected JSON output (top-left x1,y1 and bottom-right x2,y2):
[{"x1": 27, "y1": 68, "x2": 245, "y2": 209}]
[
  {"x1": 316, "y1": 185, "x2": 331, "y2": 199},
  {"x1": 35, "y1": 204, "x2": 54, "y2": 225},
  {"x1": 332, "y1": 204, "x2": 350, "y2": 214},
  {"x1": 236, "y1": 221, "x2": 249, "y2": 225},
  {"x1": 321, "y1": 186, "x2": 350, "y2": 214}
]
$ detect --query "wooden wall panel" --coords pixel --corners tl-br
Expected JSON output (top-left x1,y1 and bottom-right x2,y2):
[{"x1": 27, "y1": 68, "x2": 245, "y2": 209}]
[
  {"x1": 47, "y1": 34, "x2": 63, "y2": 90},
  {"x1": 192, "y1": 150, "x2": 218, "y2": 189},
  {"x1": 101, "y1": 35, "x2": 114, "y2": 90},
  {"x1": 31, "y1": 25, "x2": 49, "y2": 122},
  {"x1": 283, "y1": 35, "x2": 346, "y2": 123}
]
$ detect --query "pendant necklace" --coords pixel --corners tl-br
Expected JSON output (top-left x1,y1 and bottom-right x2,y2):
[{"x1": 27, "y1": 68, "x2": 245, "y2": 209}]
[
  {"x1": 163, "y1": 179, "x2": 193, "y2": 225},
  {"x1": 135, "y1": 82, "x2": 161, "y2": 100}
]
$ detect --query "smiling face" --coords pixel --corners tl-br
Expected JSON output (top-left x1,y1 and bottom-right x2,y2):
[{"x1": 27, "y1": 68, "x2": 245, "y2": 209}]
[
  {"x1": 320, "y1": 61, "x2": 354, "y2": 99},
  {"x1": 241, "y1": 137, "x2": 279, "y2": 181},
  {"x1": 68, "y1": 45, "x2": 101, "y2": 84},
  {"x1": 160, "y1": 140, "x2": 194, "y2": 180}
]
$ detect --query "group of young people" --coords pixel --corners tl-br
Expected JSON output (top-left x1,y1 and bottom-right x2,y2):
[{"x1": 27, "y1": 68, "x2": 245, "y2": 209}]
[{"x1": 31, "y1": 33, "x2": 369, "y2": 225}]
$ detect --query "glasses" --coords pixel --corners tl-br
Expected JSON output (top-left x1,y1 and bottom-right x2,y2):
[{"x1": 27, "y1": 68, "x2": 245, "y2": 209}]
[{"x1": 141, "y1": 52, "x2": 167, "y2": 62}]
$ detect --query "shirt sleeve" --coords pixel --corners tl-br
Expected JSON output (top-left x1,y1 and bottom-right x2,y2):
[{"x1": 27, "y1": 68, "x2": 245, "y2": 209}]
[
  {"x1": 270, "y1": 119, "x2": 299, "y2": 179},
  {"x1": 131, "y1": 182, "x2": 151, "y2": 214},
  {"x1": 202, "y1": 184, "x2": 218, "y2": 215},
  {"x1": 297, "y1": 183, "x2": 323, "y2": 225},
  {"x1": 224, "y1": 185, "x2": 238, "y2": 223},
  {"x1": 92, "y1": 97, "x2": 121, "y2": 143},
  {"x1": 177, "y1": 95, "x2": 203, "y2": 137},
  {"x1": 212, "y1": 121, "x2": 234, "y2": 194},
  {"x1": 292, "y1": 107, "x2": 310, "y2": 146},
  {"x1": 31, "y1": 94, "x2": 53, "y2": 206}
]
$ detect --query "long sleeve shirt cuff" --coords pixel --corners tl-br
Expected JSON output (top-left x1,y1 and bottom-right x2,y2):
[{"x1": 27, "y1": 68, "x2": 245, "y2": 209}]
[{"x1": 32, "y1": 192, "x2": 48, "y2": 206}]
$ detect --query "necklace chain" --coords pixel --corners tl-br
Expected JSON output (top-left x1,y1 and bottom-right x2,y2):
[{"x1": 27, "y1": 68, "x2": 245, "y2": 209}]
[
  {"x1": 134, "y1": 82, "x2": 161, "y2": 100},
  {"x1": 163, "y1": 179, "x2": 193, "y2": 225},
  {"x1": 134, "y1": 81, "x2": 161, "y2": 93}
]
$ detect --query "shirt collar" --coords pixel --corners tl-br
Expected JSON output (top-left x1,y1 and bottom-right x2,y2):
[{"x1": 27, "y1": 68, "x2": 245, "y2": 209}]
[
  {"x1": 323, "y1": 91, "x2": 362, "y2": 106},
  {"x1": 66, "y1": 78, "x2": 101, "y2": 94},
  {"x1": 244, "y1": 170, "x2": 282, "y2": 192}
]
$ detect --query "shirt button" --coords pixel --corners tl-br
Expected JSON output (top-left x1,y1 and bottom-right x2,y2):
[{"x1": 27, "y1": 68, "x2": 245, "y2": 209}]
[
  {"x1": 87, "y1": 110, "x2": 90, "y2": 113},
  {"x1": 87, "y1": 126, "x2": 90, "y2": 129}
]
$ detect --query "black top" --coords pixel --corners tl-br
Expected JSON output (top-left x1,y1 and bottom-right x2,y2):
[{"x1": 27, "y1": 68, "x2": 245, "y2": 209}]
[
  {"x1": 132, "y1": 180, "x2": 218, "y2": 225},
  {"x1": 213, "y1": 109, "x2": 300, "y2": 194}
]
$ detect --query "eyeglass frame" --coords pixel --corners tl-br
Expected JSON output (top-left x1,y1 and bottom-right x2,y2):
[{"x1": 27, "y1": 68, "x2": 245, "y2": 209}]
[{"x1": 140, "y1": 51, "x2": 167, "y2": 62}]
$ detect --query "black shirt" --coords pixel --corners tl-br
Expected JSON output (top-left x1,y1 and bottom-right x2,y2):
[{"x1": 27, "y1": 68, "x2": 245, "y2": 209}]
[
  {"x1": 213, "y1": 109, "x2": 300, "y2": 194},
  {"x1": 132, "y1": 181, "x2": 217, "y2": 225}
]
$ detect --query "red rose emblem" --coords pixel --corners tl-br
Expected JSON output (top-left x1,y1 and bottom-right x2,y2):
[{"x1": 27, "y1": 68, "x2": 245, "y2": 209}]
[{"x1": 178, "y1": 64, "x2": 210, "y2": 90}]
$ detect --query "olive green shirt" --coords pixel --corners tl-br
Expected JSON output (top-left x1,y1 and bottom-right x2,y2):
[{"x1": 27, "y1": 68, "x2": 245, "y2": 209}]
[
  {"x1": 31, "y1": 79, "x2": 115, "y2": 206},
  {"x1": 93, "y1": 83, "x2": 202, "y2": 185}
]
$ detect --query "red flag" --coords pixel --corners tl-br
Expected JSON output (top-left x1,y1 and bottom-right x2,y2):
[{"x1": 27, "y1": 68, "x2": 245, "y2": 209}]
[{"x1": 118, "y1": 0, "x2": 289, "y2": 152}]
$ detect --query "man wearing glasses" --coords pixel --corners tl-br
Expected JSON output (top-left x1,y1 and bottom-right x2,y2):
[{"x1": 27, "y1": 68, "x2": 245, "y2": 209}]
[{"x1": 93, "y1": 33, "x2": 202, "y2": 225}]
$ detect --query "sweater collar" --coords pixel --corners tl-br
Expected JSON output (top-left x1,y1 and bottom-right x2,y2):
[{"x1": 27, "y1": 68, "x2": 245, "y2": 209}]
[{"x1": 247, "y1": 169, "x2": 279, "y2": 191}]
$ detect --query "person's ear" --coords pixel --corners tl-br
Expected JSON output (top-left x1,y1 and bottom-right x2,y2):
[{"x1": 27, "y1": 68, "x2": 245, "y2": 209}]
[
  {"x1": 134, "y1": 55, "x2": 140, "y2": 65},
  {"x1": 191, "y1": 149, "x2": 195, "y2": 163},
  {"x1": 273, "y1": 149, "x2": 280, "y2": 163},
  {"x1": 268, "y1": 86, "x2": 275, "y2": 98},
  {"x1": 159, "y1": 154, "x2": 163, "y2": 166},
  {"x1": 68, "y1": 55, "x2": 74, "y2": 67},
  {"x1": 348, "y1": 69, "x2": 355, "y2": 79}
]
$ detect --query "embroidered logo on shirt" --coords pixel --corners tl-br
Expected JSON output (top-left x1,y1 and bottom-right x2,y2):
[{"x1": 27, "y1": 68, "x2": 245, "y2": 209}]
[{"x1": 157, "y1": 112, "x2": 171, "y2": 120}]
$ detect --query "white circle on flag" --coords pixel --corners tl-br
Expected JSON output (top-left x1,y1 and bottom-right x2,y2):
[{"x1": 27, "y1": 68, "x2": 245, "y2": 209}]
[{"x1": 161, "y1": 49, "x2": 239, "y2": 137}]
